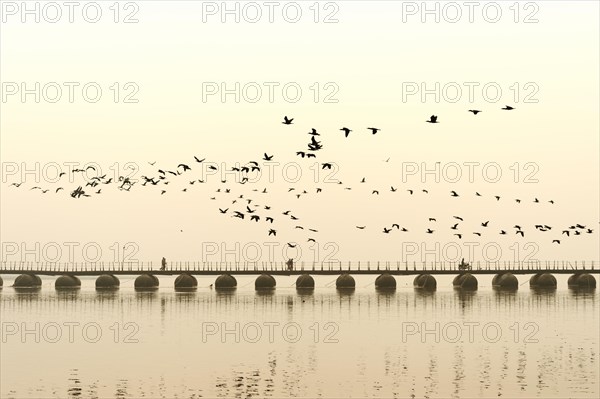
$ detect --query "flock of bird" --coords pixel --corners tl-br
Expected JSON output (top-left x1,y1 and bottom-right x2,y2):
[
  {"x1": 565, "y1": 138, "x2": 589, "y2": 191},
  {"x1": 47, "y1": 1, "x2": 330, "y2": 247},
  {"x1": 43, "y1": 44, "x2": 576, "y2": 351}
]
[{"x1": 7, "y1": 111, "x2": 596, "y2": 249}]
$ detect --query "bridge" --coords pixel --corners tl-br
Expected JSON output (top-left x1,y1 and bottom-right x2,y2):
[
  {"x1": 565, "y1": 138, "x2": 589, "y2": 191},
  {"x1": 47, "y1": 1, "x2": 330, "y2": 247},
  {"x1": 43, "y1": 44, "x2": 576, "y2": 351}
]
[
  {"x1": 0, "y1": 260, "x2": 597, "y2": 291},
  {"x1": 0, "y1": 260, "x2": 598, "y2": 275}
]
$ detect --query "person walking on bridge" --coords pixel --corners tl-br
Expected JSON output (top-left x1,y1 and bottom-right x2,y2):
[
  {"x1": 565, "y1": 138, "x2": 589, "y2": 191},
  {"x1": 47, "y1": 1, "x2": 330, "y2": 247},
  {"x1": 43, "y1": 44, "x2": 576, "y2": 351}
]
[{"x1": 161, "y1": 257, "x2": 167, "y2": 271}]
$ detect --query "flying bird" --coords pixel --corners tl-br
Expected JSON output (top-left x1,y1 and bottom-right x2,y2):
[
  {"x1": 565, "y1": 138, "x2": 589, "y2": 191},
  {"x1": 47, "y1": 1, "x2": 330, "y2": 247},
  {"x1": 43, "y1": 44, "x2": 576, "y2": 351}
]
[
  {"x1": 426, "y1": 115, "x2": 438, "y2": 123},
  {"x1": 282, "y1": 116, "x2": 294, "y2": 125},
  {"x1": 340, "y1": 127, "x2": 352, "y2": 137},
  {"x1": 468, "y1": 110, "x2": 482, "y2": 115}
]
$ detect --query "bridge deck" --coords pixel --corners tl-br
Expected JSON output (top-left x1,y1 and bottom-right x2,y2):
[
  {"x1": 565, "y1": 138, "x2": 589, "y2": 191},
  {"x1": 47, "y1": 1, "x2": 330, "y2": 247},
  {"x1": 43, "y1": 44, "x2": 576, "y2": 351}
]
[{"x1": 1, "y1": 261, "x2": 597, "y2": 276}]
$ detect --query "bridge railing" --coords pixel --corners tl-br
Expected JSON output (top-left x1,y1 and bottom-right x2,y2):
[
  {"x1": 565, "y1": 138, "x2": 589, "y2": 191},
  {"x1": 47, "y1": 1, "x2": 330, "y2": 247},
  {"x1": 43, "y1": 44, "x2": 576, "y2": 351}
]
[{"x1": 0, "y1": 260, "x2": 596, "y2": 273}]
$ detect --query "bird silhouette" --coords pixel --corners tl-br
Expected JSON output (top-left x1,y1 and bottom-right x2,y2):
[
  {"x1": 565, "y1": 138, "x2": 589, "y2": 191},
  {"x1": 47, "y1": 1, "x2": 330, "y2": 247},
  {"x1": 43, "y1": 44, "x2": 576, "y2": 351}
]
[
  {"x1": 502, "y1": 105, "x2": 515, "y2": 110},
  {"x1": 426, "y1": 115, "x2": 438, "y2": 123},
  {"x1": 450, "y1": 191, "x2": 459, "y2": 197},
  {"x1": 367, "y1": 127, "x2": 380, "y2": 134},
  {"x1": 263, "y1": 153, "x2": 274, "y2": 161},
  {"x1": 468, "y1": 110, "x2": 482, "y2": 115},
  {"x1": 282, "y1": 116, "x2": 294, "y2": 125},
  {"x1": 340, "y1": 127, "x2": 352, "y2": 137}
]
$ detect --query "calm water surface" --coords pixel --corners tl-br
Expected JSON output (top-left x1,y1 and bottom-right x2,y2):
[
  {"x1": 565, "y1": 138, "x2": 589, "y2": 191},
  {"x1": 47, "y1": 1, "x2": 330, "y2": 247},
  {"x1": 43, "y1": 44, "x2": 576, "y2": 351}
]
[{"x1": 0, "y1": 274, "x2": 598, "y2": 398}]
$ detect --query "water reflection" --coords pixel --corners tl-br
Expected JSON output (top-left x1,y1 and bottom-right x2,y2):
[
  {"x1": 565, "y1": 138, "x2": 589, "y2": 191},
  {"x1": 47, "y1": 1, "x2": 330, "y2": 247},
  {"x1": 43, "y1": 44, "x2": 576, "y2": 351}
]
[
  {"x1": 0, "y1": 281, "x2": 598, "y2": 398},
  {"x1": 67, "y1": 369, "x2": 81, "y2": 398}
]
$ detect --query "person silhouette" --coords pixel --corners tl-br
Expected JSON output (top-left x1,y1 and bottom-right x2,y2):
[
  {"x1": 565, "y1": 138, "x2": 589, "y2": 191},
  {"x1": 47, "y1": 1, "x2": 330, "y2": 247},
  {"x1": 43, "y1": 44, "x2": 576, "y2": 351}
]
[{"x1": 161, "y1": 257, "x2": 167, "y2": 271}]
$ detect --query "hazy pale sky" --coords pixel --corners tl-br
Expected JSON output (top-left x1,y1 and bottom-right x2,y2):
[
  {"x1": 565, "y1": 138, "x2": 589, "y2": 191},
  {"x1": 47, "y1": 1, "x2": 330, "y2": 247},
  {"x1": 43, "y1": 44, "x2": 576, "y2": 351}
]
[{"x1": 1, "y1": 1, "x2": 598, "y2": 265}]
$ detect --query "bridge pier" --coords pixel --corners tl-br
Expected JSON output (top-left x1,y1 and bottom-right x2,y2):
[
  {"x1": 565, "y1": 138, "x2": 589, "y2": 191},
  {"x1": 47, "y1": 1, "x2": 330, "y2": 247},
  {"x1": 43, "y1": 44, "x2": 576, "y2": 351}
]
[
  {"x1": 13, "y1": 274, "x2": 42, "y2": 289},
  {"x1": 255, "y1": 274, "x2": 276, "y2": 290},
  {"x1": 175, "y1": 274, "x2": 197, "y2": 291},
  {"x1": 492, "y1": 272, "x2": 518, "y2": 290},
  {"x1": 215, "y1": 274, "x2": 237, "y2": 289},
  {"x1": 413, "y1": 274, "x2": 436, "y2": 290},
  {"x1": 134, "y1": 274, "x2": 159, "y2": 290},
  {"x1": 375, "y1": 273, "x2": 396, "y2": 290},
  {"x1": 55, "y1": 275, "x2": 81, "y2": 290},
  {"x1": 530, "y1": 273, "x2": 557, "y2": 289},
  {"x1": 568, "y1": 273, "x2": 596, "y2": 289},
  {"x1": 96, "y1": 274, "x2": 120, "y2": 290},
  {"x1": 296, "y1": 274, "x2": 315, "y2": 290},
  {"x1": 453, "y1": 273, "x2": 478, "y2": 290},
  {"x1": 336, "y1": 273, "x2": 355, "y2": 289}
]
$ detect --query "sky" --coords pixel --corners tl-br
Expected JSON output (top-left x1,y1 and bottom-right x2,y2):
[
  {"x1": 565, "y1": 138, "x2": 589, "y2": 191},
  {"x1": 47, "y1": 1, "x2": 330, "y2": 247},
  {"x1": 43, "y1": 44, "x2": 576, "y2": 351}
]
[{"x1": 1, "y1": 0, "x2": 599, "y2": 266}]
